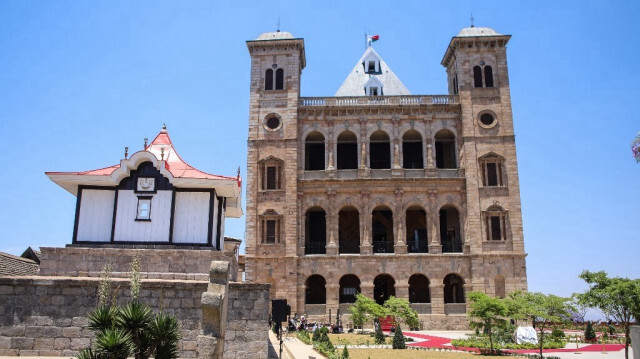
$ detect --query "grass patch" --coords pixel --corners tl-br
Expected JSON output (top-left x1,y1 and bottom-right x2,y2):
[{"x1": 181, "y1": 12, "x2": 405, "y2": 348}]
[
  {"x1": 348, "y1": 348, "x2": 527, "y2": 359},
  {"x1": 328, "y1": 333, "x2": 392, "y2": 345}
]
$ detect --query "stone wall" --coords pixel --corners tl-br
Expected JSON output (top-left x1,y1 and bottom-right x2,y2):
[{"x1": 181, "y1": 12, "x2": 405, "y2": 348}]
[{"x1": 0, "y1": 276, "x2": 269, "y2": 358}]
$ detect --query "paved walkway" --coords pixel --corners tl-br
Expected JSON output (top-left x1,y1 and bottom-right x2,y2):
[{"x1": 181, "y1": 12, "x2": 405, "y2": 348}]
[{"x1": 268, "y1": 329, "x2": 326, "y2": 359}]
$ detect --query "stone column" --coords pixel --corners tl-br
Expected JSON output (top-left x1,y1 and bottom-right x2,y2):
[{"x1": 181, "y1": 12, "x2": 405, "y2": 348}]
[
  {"x1": 326, "y1": 214, "x2": 338, "y2": 256},
  {"x1": 360, "y1": 282, "x2": 375, "y2": 299},
  {"x1": 428, "y1": 190, "x2": 442, "y2": 254},
  {"x1": 395, "y1": 283, "x2": 409, "y2": 301},
  {"x1": 198, "y1": 261, "x2": 230, "y2": 359},
  {"x1": 360, "y1": 192, "x2": 372, "y2": 255},
  {"x1": 326, "y1": 283, "x2": 340, "y2": 320},
  {"x1": 430, "y1": 283, "x2": 445, "y2": 315},
  {"x1": 394, "y1": 189, "x2": 407, "y2": 254}
]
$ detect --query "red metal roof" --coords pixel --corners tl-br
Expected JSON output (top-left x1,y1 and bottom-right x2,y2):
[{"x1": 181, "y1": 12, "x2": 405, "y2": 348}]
[{"x1": 47, "y1": 129, "x2": 241, "y2": 187}]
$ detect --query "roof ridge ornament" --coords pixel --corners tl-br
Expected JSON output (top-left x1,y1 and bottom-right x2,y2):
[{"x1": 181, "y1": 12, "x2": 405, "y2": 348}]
[{"x1": 470, "y1": 13, "x2": 474, "y2": 28}]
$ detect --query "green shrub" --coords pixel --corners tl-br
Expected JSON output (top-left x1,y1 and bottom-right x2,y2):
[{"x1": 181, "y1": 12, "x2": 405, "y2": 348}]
[
  {"x1": 341, "y1": 346, "x2": 350, "y2": 358},
  {"x1": 297, "y1": 330, "x2": 312, "y2": 345},
  {"x1": 551, "y1": 328, "x2": 565, "y2": 338},
  {"x1": 392, "y1": 325, "x2": 406, "y2": 349},
  {"x1": 312, "y1": 328, "x2": 321, "y2": 342},
  {"x1": 374, "y1": 323, "x2": 385, "y2": 344},
  {"x1": 585, "y1": 321, "x2": 597, "y2": 341}
]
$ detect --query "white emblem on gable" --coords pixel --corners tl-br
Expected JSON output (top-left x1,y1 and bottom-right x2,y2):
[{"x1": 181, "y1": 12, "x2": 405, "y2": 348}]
[{"x1": 137, "y1": 177, "x2": 156, "y2": 192}]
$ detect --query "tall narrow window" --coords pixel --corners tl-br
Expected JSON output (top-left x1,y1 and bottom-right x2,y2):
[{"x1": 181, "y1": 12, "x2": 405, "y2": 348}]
[
  {"x1": 484, "y1": 206, "x2": 508, "y2": 241},
  {"x1": 484, "y1": 66, "x2": 494, "y2": 87},
  {"x1": 337, "y1": 131, "x2": 358, "y2": 170},
  {"x1": 479, "y1": 154, "x2": 504, "y2": 187},
  {"x1": 275, "y1": 69, "x2": 284, "y2": 90},
  {"x1": 261, "y1": 210, "x2": 282, "y2": 244},
  {"x1": 402, "y1": 130, "x2": 423, "y2": 169},
  {"x1": 370, "y1": 131, "x2": 391, "y2": 169},
  {"x1": 435, "y1": 130, "x2": 456, "y2": 169},
  {"x1": 305, "y1": 132, "x2": 325, "y2": 171},
  {"x1": 265, "y1": 69, "x2": 273, "y2": 90},
  {"x1": 259, "y1": 158, "x2": 283, "y2": 190},
  {"x1": 473, "y1": 66, "x2": 483, "y2": 88},
  {"x1": 136, "y1": 197, "x2": 152, "y2": 221}
]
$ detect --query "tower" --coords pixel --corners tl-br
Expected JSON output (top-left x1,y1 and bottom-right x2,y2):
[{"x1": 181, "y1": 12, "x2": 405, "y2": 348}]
[{"x1": 245, "y1": 32, "x2": 306, "y2": 304}]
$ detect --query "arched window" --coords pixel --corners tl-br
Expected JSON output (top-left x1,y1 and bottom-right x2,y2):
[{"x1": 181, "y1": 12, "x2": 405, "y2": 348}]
[
  {"x1": 473, "y1": 66, "x2": 483, "y2": 88},
  {"x1": 369, "y1": 131, "x2": 390, "y2": 169},
  {"x1": 339, "y1": 207, "x2": 360, "y2": 254},
  {"x1": 373, "y1": 274, "x2": 395, "y2": 305},
  {"x1": 435, "y1": 130, "x2": 456, "y2": 169},
  {"x1": 305, "y1": 207, "x2": 326, "y2": 255},
  {"x1": 305, "y1": 275, "x2": 326, "y2": 304},
  {"x1": 275, "y1": 68, "x2": 284, "y2": 90},
  {"x1": 305, "y1": 132, "x2": 325, "y2": 171},
  {"x1": 495, "y1": 275, "x2": 506, "y2": 298},
  {"x1": 484, "y1": 66, "x2": 494, "y2": 88},
  {"x1": 484, "y1": 205, "x2": 508, "y2": 241},
  {"x1": 337, "y1": 131, "x2": 358, "y2": 170},
  {"x1": 409, "y1": 274, "x2": 430, "y2": 303},
  {"x1": 406, "y1": 206, "x2": 427, "y2": 253},
  {"x1": 402, "y1": 130, "x2": 423, "y2": 169},
  {"x1": 265, "y1": 69, "x2": 273, "y2": 90},
  {"x1": 372, "y1": 206, "x2": 393, "y2": 254},
  {"x1": 443, "y1": 274, "x2": 465, "y2": 304},
  {"x1": 339, "y1": 275, "x2": 361, "y2": 303},
  {"x1": 440, "y1": 206, "x2": 462, "y2": 253}
]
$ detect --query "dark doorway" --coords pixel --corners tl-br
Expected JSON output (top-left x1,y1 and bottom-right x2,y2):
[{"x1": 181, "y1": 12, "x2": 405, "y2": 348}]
[
  {"x1": 402, "y1": 130, "x2": 423, "y2": 169},
  {"x1": 369, "y1": 131, "x2": 390, "y2": 169},
  {"x1": 337, "y1": 131, "x2": 358, "y2": 170},
  {"x1": 305, "y1": 132, "x2": 325, "y2": 171},
  {"x1": 339, "y1": 275, "x2": 361, "y2": 303},
  {"x1": 435, "y1": 130, "x2": 456, "y2": 169},
  {"x1": 440, "y1": 206, "x2": 462, "y2": 253},
  {"x1": 372, "y1": 207, "x2": 393, "y2": 253},
  {"x1": 305, "y1": 275, "x2": 326, "y2": 304},
  {"x1": 406, "y1": 207, "x2": 428, "y2": 253},
  {"x1": 339, "y1": 207, "x2": 360, "y2": 254},
  {"x1": 409, "y1": 274, "x2": 430, "y2": 303},
  {"x1": 305, "y1": 208, "x2": 326, "y2": 255},
  {"x1": 373, "y1": 274, "x2": 396, "y2": 305},
  {"x1": 443, "y1": 274, "x2": 465, "y2": 303}
]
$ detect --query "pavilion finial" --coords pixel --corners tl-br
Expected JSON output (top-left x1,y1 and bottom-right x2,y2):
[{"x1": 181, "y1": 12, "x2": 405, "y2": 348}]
[
  {"x1": 162, "y1": 123, "x2": 167, "y2": 130},
  {"x1": 144, "y1": 138, "x2": 148, "y2": 149},
  {"x1": 470, "y1": 13, "x2": 475, "y2": 28},
  {"x1": 237, "y1": 166, "x2": 241, "y2": 179},
  {"x1": 124, "y1": 146, "x2": 129, "y2": 160},
  {"x1": 277, "y1": 18, "x2": 280, "y2": 32}
]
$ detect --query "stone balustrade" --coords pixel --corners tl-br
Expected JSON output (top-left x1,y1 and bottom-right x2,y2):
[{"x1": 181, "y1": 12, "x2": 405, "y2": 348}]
[{"x1": 299, "y1": 95, "x2": 459, "y2": 107}]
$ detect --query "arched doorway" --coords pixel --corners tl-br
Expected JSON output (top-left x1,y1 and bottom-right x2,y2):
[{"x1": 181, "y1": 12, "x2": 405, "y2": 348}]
[
  {"x1": 305, "y1": 207, "x2": 326, "y2": 255},
  {"x1": 339, "y1": 275, "x2": 361, "y2": 303},
  {"x1": 408, "y1": 274, "x2": 430, "y2": 303},
  {"x1": 305, "y1": 275, "x2": 327, "y2": 304},
  {"x1": 339, "y1": 207, "x2": 360, "y2": 254},
  {"x1": 372, "y1": 206, "x2": 393, "y2": 253},
  {"x1": 373, "y1": 274, "x2": 395, "y2": 305}
]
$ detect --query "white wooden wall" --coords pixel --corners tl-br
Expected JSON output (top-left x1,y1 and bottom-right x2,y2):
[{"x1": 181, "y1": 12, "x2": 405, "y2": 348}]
[
  {"x1": 113, "y1": 190, "x2": 172, "y2": 242},
  {"x1": 172, "y1": 192, "x2": 211, "y2": 244},
  {"x1": 77, "y1": 189, "x2": 115, "y2": 242}
]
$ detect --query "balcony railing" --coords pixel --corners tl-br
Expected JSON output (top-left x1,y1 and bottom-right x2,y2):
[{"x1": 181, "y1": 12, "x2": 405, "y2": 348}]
[
  {"x1": 370, "y1": 169, "x2": 391, "y2": 178},
  {"x1": 303, "y1": 170, "x2": 325, "y2": 180},
  {"x1": 305, "y1": 242, "x2": 326, "y2": 255},
  {"x1": 444, "y1": 303, "x2": 466, "y2": 315},
  {"x1": 408, "y1": 241, "x2": 429, "y2": 253},
  {"x1": 299, "y1": 95, "x2": 459, "y2": 107},
  {"x1": 442, "y1": 240, "x2": 463, "y2": 253},
  {"x1": 437, "y1": 168, "x2": 462, "y2": 178},
  {"x1": 339, "y1": 241, "x2": 360, "y2": 254},
  {"x1": 305, "y1": 304, "x2": 326, "y2": 315},
  {"x1": 410, "y1": 303, "x2": 432, "y2": 314},
  {"x1": 337, "y1": 169, "x2": 358, "y2": 179},
  {"x1": 300, "y1": 168, "x2": 464, "y2": 180},
  {"x1": 373, "y1": 241, "x2": 394, "y2": 254}
]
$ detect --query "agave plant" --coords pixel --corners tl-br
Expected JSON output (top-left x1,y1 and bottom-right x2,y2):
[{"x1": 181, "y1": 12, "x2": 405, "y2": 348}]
[
  {"x1": 117, "y1": 301, "x2": 153, "y2": 359},
  {"x1": 148, "y1": 313, "x2": 181, "y2": 359},
  {"x1": 88, "y1": 306, "x2": 118, "y2": 333},
  {"x1": 95, "y1": 329, "x2": 132, "y2": 359}
]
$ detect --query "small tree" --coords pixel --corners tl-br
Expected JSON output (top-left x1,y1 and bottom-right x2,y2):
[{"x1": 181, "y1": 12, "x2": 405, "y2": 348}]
[
  {"x1": 577, "y1": 270, "x2": 640, "y2": 359},
  {"x1": 341, "y1": 345, "x2": 350, "y2": 358},
  {"x1": 349, "y1": 293, "x2": 386, "y2": 334},
  {"x1": 518, "y1": 292, "x2": 572, "y2": 359},
  {"x1": 383, "y1": 296, "x2": 419, "y2": 330},
  {"x1": 374, "y1": 322, "x2": 385, "y2": 344},
  {"x1": 392, "y1": 325, "x2": 406, "y2": 349},
  {"x1": 584, "y1": 321, "x2": 596, "y2": 342},
  {"x1": 467, "y1": 291, "x2": 508, "y2": 354}
]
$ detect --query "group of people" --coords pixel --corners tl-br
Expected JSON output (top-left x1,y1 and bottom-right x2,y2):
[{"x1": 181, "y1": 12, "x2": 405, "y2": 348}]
[{"x1": 287, "y1": 313, "x2": 344, "y2": 334}]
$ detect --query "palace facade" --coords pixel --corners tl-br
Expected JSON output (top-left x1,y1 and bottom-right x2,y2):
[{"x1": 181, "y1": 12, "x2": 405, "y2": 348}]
[{"x1": 244, "y1": 27, "x2": 527, "y2": 328}]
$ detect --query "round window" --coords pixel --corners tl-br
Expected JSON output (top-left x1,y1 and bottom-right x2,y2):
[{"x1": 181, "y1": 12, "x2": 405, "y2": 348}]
[
  {"x1": 265, "y1": 115, "x2": 281, "y2": 131},
  {"x1": 479, "y1": 113, "x2": 497, "y2": 128}
]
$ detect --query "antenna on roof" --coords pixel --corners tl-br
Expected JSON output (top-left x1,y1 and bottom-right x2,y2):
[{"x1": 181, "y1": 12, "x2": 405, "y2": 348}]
[
  {"x1": 277, "y1": 18, "x2": 280, "y2": 32},
  {"x1": 470, "y1": 13, "x2": 475, "y2": 28},
  {"x1": 162, "y1": 123, "x2": 167, "y2": 130},
  {"x1": 144, "y1": 138, "x2": 148, "y2": 149},
  {"x1": 237, "y1": 166, "x2": 241, "y2": 179},
  {"x1": 124, "y1": 146, "x2": 129, "y2": 160}
]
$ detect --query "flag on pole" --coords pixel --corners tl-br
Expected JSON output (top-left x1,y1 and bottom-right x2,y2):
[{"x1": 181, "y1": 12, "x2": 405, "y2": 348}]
[{"x1": 371, "y1": 35, "x2": 380, "y2": 42}]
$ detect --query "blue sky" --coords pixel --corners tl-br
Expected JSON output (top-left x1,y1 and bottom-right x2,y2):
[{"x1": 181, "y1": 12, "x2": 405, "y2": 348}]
[{"x1": 0, "y1": 0, "x2": 638, "y2": 299}]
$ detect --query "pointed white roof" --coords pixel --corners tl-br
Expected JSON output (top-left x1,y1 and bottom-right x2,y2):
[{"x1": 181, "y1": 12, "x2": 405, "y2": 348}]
[{"x1": 335, "y1": 47, "x2": 410, "y2": 96}]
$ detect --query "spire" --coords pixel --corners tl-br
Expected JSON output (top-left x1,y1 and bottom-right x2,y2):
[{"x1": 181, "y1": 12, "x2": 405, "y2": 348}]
[{"x1": 470, "y1": 13, "x2": 475, "y2": 28}]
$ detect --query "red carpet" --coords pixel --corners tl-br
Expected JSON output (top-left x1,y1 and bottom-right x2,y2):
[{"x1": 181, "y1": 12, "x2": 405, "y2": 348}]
[{"x1": 400, "y1": 332, "x2": 625, "y2": 353}]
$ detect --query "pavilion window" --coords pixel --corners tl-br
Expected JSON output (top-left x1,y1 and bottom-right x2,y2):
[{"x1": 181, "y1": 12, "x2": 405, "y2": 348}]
[
  {"x1": 265, "y1": 69, "x2": 273, "y2": 90},
  {"x1": 275, "y1": 68, "x2": 284, "y2": 90},
  {"x1": 484, "y1": 66, "x2": 494, "y2": 87},
  {"x1": 473, "y1": 66, "x2": 483, "y2": 88}
]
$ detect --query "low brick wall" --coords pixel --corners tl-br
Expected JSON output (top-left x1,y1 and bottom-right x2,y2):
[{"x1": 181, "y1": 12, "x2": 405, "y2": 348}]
[{"x1": 0, "y1": 276, "x2": 269, "y2": 358}]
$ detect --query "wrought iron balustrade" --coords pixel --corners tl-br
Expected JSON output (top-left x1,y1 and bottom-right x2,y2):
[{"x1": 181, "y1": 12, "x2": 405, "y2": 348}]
[
  {"x1": 305, "y1": 242, "x2": 326, "y2": 255},
  {"x1": 372, "y1": 241, "x2": 394, "y2": 254},
  {"x1": 408, "y1": 241, "x2": 429, "y2": 253},
  {"x1": 339, "y1": 242, "x2": 360, "y2": 254},
  {"x1": 442, "y1": 240, "x2": 463, "y2": 253}
]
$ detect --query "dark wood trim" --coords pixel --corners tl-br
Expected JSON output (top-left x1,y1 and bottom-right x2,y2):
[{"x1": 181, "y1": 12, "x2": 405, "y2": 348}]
[
  {"x1": 110, "y1": 190, "x2": 119, "y2": 242},
  {"x1": 72, "y1": 187, "x2": 83, "y2": 244},
  {"x1": 79, "y1": 185, "x2": 117, "y2": 191},
  {"x1": 207, "y1": 190, "x2": 215, "y2": 247},
  {"x1": 175, "y1": 188, "x2": 215, "y2": 192},
  {"x1": 215, "y1": 196, "x2": 224, "y2": 250},
  {"x1": 168, "y1": 189, "x2": 176, "y2": 243},
  {"x1": 118, "y1": 161, "x2": 173, "y2": 191},
  {"x1": 72, "y1": 240, "x2": 215, "y2": 247}
]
